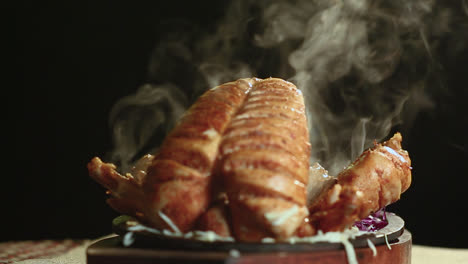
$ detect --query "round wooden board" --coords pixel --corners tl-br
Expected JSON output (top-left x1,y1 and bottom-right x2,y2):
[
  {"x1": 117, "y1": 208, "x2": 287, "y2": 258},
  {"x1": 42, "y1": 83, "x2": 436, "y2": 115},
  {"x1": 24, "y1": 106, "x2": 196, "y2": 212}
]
[
  {"x1": 87, "y1": 213, "x2": 411, "y2": 263},
  {"x1": 111, "y1": 213, "x2": 405, "y2": 252},
  {"x1": 87, "y1": 229, "x2": 411, "y2": 264}
]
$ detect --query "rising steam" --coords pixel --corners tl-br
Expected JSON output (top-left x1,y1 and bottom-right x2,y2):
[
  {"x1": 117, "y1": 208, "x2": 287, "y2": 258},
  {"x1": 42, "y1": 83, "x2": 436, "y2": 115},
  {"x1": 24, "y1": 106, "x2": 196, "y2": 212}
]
[
  {"x1": 108, "y1": 84, "x2": 187, "y2": 172},
  {"x1": 109, "y1": 0, "x2": 463, "y2": 175}
]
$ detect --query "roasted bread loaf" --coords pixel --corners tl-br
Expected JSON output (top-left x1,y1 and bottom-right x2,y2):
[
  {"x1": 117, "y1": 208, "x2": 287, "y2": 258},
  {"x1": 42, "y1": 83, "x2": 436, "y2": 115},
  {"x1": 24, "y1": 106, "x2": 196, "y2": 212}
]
[
  {"x1": 308, "y1": 133, "x2": 411, "y2": 233},
  {"x1": 88, "y1": 78, "x2": 412, "y2": 241},
  {"x1": 88, "y1": 78, "x2": 310, "y2": 240},
  {"x1": 218, "y1": 78, "x2": 310, "y2": 241}
]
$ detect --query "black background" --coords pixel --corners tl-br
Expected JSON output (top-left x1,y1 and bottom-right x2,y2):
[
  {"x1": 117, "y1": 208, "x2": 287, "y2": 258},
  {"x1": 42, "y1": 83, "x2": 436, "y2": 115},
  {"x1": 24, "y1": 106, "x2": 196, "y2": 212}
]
[{"x1": 10, "y1": 0, "x2": 467, "y2": 248}]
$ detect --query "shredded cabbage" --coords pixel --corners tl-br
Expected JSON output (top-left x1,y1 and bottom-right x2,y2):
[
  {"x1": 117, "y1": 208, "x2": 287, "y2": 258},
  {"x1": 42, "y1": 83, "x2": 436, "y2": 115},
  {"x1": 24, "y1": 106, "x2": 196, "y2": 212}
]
[{"x1": 353, "y1": 207, "x2": 388, "y2": 232}]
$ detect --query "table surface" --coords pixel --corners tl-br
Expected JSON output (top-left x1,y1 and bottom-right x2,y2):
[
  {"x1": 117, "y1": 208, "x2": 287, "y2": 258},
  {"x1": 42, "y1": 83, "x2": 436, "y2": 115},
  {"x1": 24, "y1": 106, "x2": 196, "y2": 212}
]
[{"x1": 1, "y1": 235, "x2": 467, "y2": 264}]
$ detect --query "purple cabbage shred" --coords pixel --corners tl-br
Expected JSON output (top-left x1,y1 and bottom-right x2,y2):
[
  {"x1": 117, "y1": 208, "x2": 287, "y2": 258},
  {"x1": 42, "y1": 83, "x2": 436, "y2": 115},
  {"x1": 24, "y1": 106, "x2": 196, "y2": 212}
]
[{"x1": 354, "y1": 207, "x2": 388, "y2": 232}]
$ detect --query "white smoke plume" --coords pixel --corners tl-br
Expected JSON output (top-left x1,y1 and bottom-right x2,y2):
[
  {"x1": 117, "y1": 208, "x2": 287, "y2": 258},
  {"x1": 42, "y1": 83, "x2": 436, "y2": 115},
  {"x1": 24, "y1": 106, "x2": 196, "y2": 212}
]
[
  {"x1": 108, "y1": 84, "x2": 187, "y2": 172},
  {"x1": 255, "y1": 0, "x2": 438, "y2": 173},
  {"x1": 109, "y1": 0, "x2": 466, "y2": 175}
]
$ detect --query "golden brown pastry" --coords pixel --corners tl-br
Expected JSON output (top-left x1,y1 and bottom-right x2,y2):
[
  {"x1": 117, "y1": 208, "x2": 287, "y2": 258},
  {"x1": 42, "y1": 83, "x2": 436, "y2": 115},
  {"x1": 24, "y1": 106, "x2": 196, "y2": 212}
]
[
  {"x1": 308, "y1": 132, "x2": 412, "y2": 233},
  {"x1": 88, "y1": 77, "x2": 412, "y2": 242},
  {"x1": 219, "y1": 78, "x2": 310, "y2": 241},
  {"x1": 89, "y1": 78, "x2": 256, "y2": 232}
]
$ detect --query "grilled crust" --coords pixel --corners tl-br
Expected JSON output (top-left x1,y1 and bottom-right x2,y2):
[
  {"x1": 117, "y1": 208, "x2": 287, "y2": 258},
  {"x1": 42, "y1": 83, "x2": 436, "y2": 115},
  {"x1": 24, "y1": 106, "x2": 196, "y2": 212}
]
[
  {"x1": 308, "y1": 132, "x2": 412, "y2": 233},
  {"x1": 219, "y1": 78, "x2": 310, "y2": 241},
  {"x1": 142, "y1": 78, "x2": 256, "y2": 232},
  {"x1": 88, "y1": 77, "x2": 413, "y2": 241}
]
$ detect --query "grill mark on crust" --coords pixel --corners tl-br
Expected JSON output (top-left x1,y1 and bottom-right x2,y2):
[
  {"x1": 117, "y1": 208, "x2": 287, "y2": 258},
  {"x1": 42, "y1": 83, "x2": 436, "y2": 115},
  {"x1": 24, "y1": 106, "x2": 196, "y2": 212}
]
[
  {"x1": 170, "y1": 124, "x2": 219, "y2": 140},
  {"x1": 146, "y1": 159, "x2": 205, "y2": 183},
  {"x1": 223, "y1": 124, "x2": 305, "y2": 141},
  {"x1": 246, "y1": 96, "x2": 301, "y2": 104},
  {"x1": 223, "y1": 155, "x2": 302, "y2": 181},
  {"x1": 157, "y1": 149, "x2": 210, "y2": 174},
  {"x1": 225, "y1": 168, "x2": 307, "y2": 204},
  {"x1": 236, "y1": 107, "x2": 305, "y2": 122},
  {"x1": 220, "y1": 134, "x2": 309, "y2": 165},
  {"x1": 248, "y1": 89, "x2": 303, "y2": 100},
  {"x1": 255, "y1": 78, "x2": 298, "y2": 91},
  {"x1": 227, "y1": 117, "x2": 308, "y2": 134},
  {"x1": 227, "y1": 119, "x2": 309, "y2": 149},
  {"x1": 197, "y1": 86, "x2": 247, "y2": 108},
  {"x1": 229, "y1": 183, "x2": 302, "y2": 206},
  {"x1": 242, "y1": 102, "x2": 305, "y2": 114},
  {"x1": 232, "y1": 111, "x2": 299, "y2": 121}
]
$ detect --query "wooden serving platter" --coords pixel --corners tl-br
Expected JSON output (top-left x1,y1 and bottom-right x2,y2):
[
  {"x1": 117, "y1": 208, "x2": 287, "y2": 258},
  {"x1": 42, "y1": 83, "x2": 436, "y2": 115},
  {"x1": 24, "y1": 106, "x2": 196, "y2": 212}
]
[{"x1": 87, "y1": 214, "x2": 411, "y2": 264}]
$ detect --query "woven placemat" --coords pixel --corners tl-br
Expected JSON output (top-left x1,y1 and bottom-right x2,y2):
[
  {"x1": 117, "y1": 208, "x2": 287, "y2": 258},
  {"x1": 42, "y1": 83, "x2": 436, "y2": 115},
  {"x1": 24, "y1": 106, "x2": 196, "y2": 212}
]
[
  {"x1": 0, "y1": 239, "x2": 89, "y2": 264},
  {"x1": 1, "y1": 236, "x2": 467, "y2": 264}
]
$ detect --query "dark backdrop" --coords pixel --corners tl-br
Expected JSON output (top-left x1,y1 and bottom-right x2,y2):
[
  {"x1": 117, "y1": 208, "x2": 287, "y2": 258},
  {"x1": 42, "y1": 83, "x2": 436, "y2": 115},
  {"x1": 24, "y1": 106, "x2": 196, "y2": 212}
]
[{"x1": 10, "y1": 0, "x2": 467, "y2": 248}]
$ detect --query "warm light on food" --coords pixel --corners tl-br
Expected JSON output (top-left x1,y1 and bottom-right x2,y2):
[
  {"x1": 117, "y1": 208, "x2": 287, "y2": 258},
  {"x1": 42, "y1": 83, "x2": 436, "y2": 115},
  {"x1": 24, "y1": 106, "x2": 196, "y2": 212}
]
[{"x1": 88, "y1": 77, "x2": 412, "y2": 244}]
